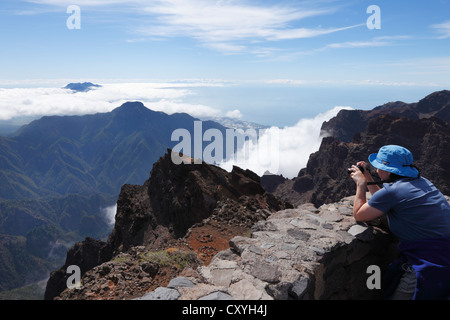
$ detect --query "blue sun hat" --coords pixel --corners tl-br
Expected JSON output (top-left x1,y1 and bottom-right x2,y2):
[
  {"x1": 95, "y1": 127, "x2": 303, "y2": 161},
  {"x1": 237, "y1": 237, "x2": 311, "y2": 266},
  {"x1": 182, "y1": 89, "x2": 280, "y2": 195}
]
[{"x1": 368, "y1": 145, "x2": 420, "y2": 178}]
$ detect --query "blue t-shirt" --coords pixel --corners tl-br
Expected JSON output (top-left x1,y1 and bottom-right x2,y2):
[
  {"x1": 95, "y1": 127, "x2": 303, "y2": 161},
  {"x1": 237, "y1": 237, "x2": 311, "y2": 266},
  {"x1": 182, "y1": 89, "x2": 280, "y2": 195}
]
[{"x1": 368, "y1": 177, "x2": 450, "y2": 242}]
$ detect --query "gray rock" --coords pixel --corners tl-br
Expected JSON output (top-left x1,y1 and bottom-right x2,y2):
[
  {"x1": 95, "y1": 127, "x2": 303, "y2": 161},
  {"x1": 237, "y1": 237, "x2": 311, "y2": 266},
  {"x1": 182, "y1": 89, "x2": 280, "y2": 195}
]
[
  {"x1": 213, "y1": 248, "x2": 239, "y2": 261},
  {"x1": 251, "y1": 220, "x2": 278, "y2": 232},
  {"x1": 337, "y1": 230, "x2": 355, "y2": 244},
  {"x1": 167, "y1": 277, "x2": 195, "y2": 289},
  {"x1": 264, "y1": 255, "x2": 278, "y2": 263},
  {"x1": 287, "y1": 228, "x2": 310, "y2": 241},
  {"x1": 261, "y1": 243, "x2": 275, "y2": 250},
  {"x1": 229, "y1": 236, "x2": 255, "y2": 254},
  {"x1": 322, "y1": 223, "x2": 334, "y2": 230},
  {"x1": 290, "y1": 218, "x2": 318, "y2": 230},
  {"x1": 229, "y1": 279, "x2": 266, "y2": 300},
  {"x1": 319, "y1": 210, "x2": 343, "y2": 222},
  {"x1": 288, "y1": 277, "x2": 310, "y2": 300},
  {"x1": 348, "y1": 224, "x2": 374, "y2": 242},
  {"x1": 137, "y1": 287, "x2": 180, "y2": 300},
  {"x1": 281, "y1": 242, "x2": 298, "y2": 251},
  {"x1": 250, "y1": 261, "x2": 281, "y2": 284},
  {"x1": 198, "y1": 291, "x2": 233, "y2": 300},
  {"x1": 274, "y1": 251, "x2": 290, "y2": 259},
  {"x1": 309, "y1": 246, "x2": 325, "y2": 255},
  {"x1": 210, "y1": 268, "x2": 235, "y2": 287},
  {"x1": 248, "y1": 245, "x2": 263, "y2": 255}
]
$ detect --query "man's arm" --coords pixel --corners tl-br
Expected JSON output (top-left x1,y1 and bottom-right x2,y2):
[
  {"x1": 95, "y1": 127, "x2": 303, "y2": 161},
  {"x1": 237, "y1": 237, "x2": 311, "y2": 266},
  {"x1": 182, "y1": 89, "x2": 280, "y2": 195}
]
[
  {"x1": 354, "y1": 200, "x2": 384, "y2": 222},
  {"x1": 351, "y1": 165, "x2": 385, "y2": 222}
]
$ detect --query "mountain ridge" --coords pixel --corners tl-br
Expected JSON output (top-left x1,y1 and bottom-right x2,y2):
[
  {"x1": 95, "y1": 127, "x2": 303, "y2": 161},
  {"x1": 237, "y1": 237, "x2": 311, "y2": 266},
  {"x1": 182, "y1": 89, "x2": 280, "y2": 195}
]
[
  {"x1": 3, "y1": 101, "x2": 229, "y2": 198},
  {"x1": 264, "y1": 90, "x2": 450, "y2": 208},
  {"x1": 0, "y1": 101, "x2": 229, "y2": 295},
  {"x1": 320, "y1": 90, "x2": 450, "y2": 142}
]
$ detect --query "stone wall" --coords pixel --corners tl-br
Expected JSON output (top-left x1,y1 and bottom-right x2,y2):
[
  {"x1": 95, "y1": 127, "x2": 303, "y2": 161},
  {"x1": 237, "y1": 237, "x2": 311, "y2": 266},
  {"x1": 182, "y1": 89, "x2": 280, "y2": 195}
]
[{"x1": 137, "y1": 195, "x2": 398, "y2": 300}]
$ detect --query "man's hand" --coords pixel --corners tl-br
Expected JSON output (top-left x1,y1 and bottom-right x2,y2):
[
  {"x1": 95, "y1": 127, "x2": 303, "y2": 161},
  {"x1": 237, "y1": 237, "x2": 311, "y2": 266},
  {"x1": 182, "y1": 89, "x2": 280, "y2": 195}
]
[
  {"x1": 350, "y1": 164, "x2": 367, "y2": 187},
  {"x1": 354, "y1": 161, "x2": 380, "y2": 195},
  {"x1": 357, "y1": 161, "x2": 372, "y2": 178}
]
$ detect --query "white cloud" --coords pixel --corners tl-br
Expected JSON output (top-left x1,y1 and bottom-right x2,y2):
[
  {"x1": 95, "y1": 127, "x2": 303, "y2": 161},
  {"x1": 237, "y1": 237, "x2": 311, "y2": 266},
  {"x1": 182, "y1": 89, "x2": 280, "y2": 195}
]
[
  {"x1": 327, "y1": 40, "x2": 389, "y2": 49},
  {"x1": 203, "y1": 42, "x2": 247, "y2": 54},
  {"x1": 264, "y1": 77, "x2": 438, "y2": 87},
  {"x1": 26, "y1": 0, "x2": 135, "y2": 6},
  {"x1": 326, "y1": 35, "x2": 412, "y2": 49},
  {"x1": 266, "y1": 79, "x2": 308, "y2": 86},
  {"x1": 137, "y1": 0, "x2": 360, "y2": 53},
  {"x1": 23, "y1": 0, "x2": 361, "y2": 54},
  {"x1": 431, "y1": 20, "x2": 450, "y2": 39},
  {"x1": 225, "y1": 109, "x2": 242, "y2": 119},
  {"x1": 101, "y1": 204, "x2": 117, "y2": 226},
  {"x1": 141, "y1": 0, "x2": 331, "y2": 39},
  {"x1": 218, "y1": 106, "x2": 353, "y2": 178},
  {"x1": 0, "y1": 81, "x2": 224, "y2": 120},
  {"x1": 266, "y1": 25, "x2": 360, "y2": 41}
]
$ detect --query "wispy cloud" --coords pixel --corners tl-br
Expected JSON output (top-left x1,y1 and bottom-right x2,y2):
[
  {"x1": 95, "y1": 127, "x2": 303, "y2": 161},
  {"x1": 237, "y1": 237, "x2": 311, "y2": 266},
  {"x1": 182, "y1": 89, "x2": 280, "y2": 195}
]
[
  {"x1": 259, "y1": 35, "x2": 410, "y2": 62},
  {"x1": 266, "y1": 24, "x2": 360, "y2": 41},
  {"x1": 137, "y1": 0, "x2": 358, "y2": 53},
  {"x1": 326, "y1": 35, "x2": 411, "y2": 49},
  {"x1": 25, "y1": 0, "x2": 134, "y2": 6},
  {"x1": 140, "y1": 0, "x2": 330, "y2": 39},
  {"x1": 26, "y1": 0, "x2": 358, "y2": 54},
  {"x1": 431, "y1": 20, "x2": 450, "y2": 39}
]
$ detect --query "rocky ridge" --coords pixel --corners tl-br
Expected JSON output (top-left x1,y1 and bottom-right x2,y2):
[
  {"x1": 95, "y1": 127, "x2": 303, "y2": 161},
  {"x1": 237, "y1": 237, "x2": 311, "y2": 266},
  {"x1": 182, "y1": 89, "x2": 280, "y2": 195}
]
[
  {"x1": 135, "y1": 195, "x2": 400, "y2": 300},
  {"x1": 320, "y1": 90, "x2": 450, "y2": 142},
  {"x1": 53, "y1": 192, "x2": 425, "y2": 300},
  {"x1": 45, "y1": 150, "x2": 290, "y2": 300}
]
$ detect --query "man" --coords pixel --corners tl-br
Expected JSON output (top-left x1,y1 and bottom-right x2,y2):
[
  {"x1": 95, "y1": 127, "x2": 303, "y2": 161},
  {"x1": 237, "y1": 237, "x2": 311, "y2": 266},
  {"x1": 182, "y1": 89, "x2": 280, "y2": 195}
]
[{"x1": 349, "y1": 145, "x2": 450, "y2": 299}]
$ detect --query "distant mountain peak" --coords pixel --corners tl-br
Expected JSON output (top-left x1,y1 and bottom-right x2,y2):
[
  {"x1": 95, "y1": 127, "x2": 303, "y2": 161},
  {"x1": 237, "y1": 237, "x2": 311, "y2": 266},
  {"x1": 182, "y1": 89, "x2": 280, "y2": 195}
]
[
  {"x1": 112, "y1": 101, "x2": 157, "y2": 117},
  {"x1": 116, "y1": 101, "x2": 146, "y2": 110},
  {"x1": 64, "y1": 82, "x2": 102, "y2": 92}
]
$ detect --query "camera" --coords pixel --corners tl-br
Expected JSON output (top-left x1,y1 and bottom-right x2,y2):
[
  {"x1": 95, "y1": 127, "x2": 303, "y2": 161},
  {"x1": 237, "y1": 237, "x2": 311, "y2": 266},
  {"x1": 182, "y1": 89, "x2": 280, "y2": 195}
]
[{"x1": 347, "y1": 164, "x2": 364, "y2": 175}]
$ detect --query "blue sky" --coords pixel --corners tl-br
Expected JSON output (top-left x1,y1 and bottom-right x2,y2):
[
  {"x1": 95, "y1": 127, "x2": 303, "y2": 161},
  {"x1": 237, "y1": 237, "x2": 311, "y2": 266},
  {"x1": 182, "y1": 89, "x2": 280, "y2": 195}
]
[{"x1": 1, "y1": 0, "x2": 450, "y2": 127}]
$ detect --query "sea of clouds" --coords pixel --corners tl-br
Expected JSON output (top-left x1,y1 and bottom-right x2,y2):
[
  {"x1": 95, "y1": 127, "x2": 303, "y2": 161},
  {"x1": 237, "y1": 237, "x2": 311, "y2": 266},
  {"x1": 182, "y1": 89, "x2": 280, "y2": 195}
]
[
  {"x1": 0, "y1": 81, "x2": 351, "y2": 179},
  {"x1": 0, "y1": 82, "x2": 224, "y2": 121},
  {"x1": 218, "y1": 106, "x2": 351, "y2": 179},
  {"x1": 0, "y1": 81, "x2": 352, "y2": 226}
]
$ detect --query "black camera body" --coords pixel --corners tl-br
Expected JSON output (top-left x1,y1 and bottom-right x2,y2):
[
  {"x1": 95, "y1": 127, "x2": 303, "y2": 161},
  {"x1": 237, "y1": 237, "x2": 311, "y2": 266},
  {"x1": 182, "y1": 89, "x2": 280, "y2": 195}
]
[{"x1": 347, "y1": 164, "x2": 364, "y2": 175}]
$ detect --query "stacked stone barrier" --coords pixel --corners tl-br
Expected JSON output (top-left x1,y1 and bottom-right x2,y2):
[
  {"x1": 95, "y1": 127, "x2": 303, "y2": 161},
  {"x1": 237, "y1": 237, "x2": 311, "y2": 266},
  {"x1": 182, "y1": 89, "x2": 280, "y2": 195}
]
[{"x1": 137, "y1": 194, "x2": 400, "y2": 300}]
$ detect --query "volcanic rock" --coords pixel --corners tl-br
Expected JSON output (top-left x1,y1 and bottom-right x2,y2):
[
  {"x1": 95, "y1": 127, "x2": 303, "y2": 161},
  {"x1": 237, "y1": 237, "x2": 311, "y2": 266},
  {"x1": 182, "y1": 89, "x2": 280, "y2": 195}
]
[
  {"x1": 45, "y1": 149, "x2": 289, "y2": 299},
  {"x1": 321, "y1": 90, "x2": 450, "y2": 143}
]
